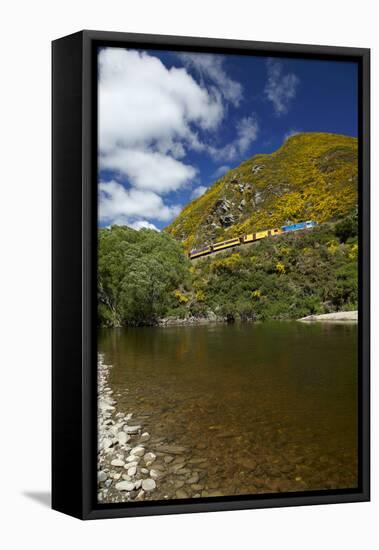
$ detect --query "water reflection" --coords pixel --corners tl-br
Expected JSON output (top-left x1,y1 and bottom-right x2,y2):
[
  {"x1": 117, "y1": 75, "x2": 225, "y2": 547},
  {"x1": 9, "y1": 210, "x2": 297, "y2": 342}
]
[{"x1": 98, "y1": 322, "x2": 358, "y2": 499}]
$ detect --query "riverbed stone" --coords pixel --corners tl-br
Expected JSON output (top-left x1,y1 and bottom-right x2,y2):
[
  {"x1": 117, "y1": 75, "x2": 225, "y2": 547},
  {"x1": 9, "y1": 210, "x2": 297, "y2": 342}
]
[
  {"x1": 157, "y1": 445, "x2": 186, "y2": 454},
  {"x1": 128, "y1": 466, "x2": 137, "y2": 477},
  {"x1": 111, "y1": 459, "x2": 125, "y2": 467},
  {"x1": 97, "y1": 471, "x2": 107, "y2": 482},
  {"x1": 144, "y1": 452, "x2": 156, "y2": 464},
  {"x1": 176, "y1": 489, "x2": 189, "y2": 499},
  {"x1": 115, "y1": 480, "x2": 135, "y2": 491},
  {"x1": 102, "y1": 438, "x2": 112, "y2": 450},
  {"x1": 126, "y1": 455, "x2": 140, "y2": 463},
  {"x1": 130, "y1": 446, "x2": 145, "y2": 457},
  {"x1": 117, "y1": 432, "x2": 130, "y2": 445},
  {"x1": 142, "y1": 478, "x2": 156, "y2": 492},
  {"x1": 123, "y1": 425, "x2": 141, "y2": 434},
  {"x1": 186, "y1": 473, "x2": 200, "y2": 484},
  {"x1": 174, "y1": 481, "x2": 185, "y2": 489}
]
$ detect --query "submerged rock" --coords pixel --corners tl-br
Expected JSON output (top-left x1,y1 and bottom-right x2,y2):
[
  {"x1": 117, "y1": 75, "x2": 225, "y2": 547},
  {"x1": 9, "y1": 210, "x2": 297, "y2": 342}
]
[
  {"x1": 115, "y1": 480, "x2": 135, "y2": 491},
  {"x1": 142, "y1": 479, "x2": 156, "y2": 492}
]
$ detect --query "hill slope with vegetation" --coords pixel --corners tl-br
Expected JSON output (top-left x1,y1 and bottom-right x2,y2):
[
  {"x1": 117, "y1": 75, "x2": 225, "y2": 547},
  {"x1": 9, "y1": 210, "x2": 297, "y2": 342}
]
[
  {"x1": 166, "y1": 132, "x2": 358, "y2": 252},
  {"x1": 98, "y1": 213, "x2": 358, "y2": 327}
]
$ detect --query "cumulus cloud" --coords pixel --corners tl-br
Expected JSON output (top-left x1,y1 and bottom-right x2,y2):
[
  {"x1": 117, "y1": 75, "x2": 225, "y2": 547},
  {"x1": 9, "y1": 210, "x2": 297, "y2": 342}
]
[
  {"x1": 178, "y1": 53, "x2": 243, "y2": 107},
  {"x1": 99, "y1": 180, "x2": 181, "y2": 227},
  {"x1": 209, "y1": 115, "x2": 259, "y2": 161},
  {"x1": 100, "y1": 149, "x2": 196, "y2": 194},
  {"x1": 191, "y1": 185, "x2": 207, "y2": 199},
  {"x1": 99, "y1": 48, "x2": 225, "y2": 151},
  {"x1": 264, "y1": 59, "x2": 299, "y2": 116},
  {"x1": 129, "y1": 220, "x2": 159, "y2": 231}
]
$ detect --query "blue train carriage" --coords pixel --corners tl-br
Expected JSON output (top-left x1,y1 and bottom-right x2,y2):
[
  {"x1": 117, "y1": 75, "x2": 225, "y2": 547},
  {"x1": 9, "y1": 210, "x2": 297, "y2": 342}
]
[{"x1": 281, "y1": 220, "x2": 317, "y2": 232}]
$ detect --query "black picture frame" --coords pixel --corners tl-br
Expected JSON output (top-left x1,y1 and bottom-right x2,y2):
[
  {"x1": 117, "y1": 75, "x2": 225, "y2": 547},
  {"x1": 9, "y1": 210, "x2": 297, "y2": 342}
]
[{"x1": 52, "y1": 30, "x2": 370, "y2": 520}]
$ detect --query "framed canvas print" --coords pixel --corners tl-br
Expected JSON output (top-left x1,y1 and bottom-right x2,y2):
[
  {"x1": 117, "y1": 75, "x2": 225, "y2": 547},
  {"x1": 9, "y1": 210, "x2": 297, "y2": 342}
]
[{"x1": 52, "y1": 30, "x2": 370, "y2": 520}]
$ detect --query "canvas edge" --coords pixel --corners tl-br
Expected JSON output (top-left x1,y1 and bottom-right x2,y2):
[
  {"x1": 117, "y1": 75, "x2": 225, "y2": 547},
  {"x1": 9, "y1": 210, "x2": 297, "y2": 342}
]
[{"x1": 52, "y1": 30, "x2": 370, "y2": 520}]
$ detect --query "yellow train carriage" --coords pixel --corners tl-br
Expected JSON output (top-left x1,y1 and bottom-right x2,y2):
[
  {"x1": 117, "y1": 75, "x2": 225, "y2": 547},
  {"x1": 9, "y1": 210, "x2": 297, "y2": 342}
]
[
  {"x1": 212, "y1": 237, "x2": 241, "y2": 252},
  {"x1": 189, "y1": 245, "x2": 212, "y2": 259},
  {"x1": 242, "y1": 227, "x2": 282, "y2": 243}
]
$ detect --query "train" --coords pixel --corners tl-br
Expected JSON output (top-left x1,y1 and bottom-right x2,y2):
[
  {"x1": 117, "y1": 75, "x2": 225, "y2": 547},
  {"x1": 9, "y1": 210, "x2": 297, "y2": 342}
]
[{"x1": 188, "y1": 220, "x2": 318, "y2": 260}]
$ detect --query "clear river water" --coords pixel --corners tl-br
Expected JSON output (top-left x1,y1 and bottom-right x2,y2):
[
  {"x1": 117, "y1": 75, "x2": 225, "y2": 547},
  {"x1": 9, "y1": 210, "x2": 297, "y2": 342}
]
[{"x1": 98, "y1": 321, "x2": 358, "y2": 500}]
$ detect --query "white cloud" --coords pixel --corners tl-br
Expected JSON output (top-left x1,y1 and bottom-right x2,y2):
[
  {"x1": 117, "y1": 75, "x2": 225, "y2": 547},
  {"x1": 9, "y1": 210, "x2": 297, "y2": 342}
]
[
  {"x1": 179, "y1": 53, "x2": 243, "y2": 107},
  {"x1": 191, "y1": 185, "x2": 207, "y2": 199},
  {"x1": 209, "y1": 115, "x2": 259, "y2": 161},
  {"x1": 100, "y1": 149, "x2": 197, "y2": 194},
  {"x1": 129, "y1": 220, "x2": 159, "y2": 231},
  {"x1": 99, "y1": 180, "x2": 181, "y2": 226},
  {"x1": 264, "y1": 59, "x2": 299, "y2": 116},
  {"x1": 99, "y1": 48, "x2": 225, "y2": 153},
  {"x1": 212, "y1": 165, "x2": 231, "y2": 178}
]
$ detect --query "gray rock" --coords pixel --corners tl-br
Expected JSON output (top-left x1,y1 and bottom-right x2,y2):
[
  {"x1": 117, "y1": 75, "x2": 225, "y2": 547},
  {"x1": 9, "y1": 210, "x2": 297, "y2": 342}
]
[
  {"x1": 126, "y1": 455, "x2": 140, "y2": 463},
  {"x1": 115, "y1": 480, "x2": 135, "y2": 491},
  {"x1": 186, "y1": 473, "x2": 200, "y2": 484},
  {"x1": 127, "y1": 466, "x2": 137, "y2": 477},
  {"x1": 99, "y1": 400, "x2": 115, "y2": 411},
  {"x1": 123, "y1": 425, "x2": 141, "y2": 434},
  {"x1": 142, "y1": 478, "x2": 156, "y2": 492},
  {"x1": 143, "y1": 452, "x2": 156, "y2": 464},
  {"x1": 252, "y1": 164, "x2": 264, "y2": 174},
  {"x1": 117, "y1": 432, "x2": 130, "y2": 445},
  {"x1": 156, "y1": 445, "x2": 186, "y2": 455},
  {"x1": 102, "y1": 438, "x2": 112, "y2": 450},
  {"x1": 176, "y1": 489, "x2": 189, "y2": 499},
  {"x1": 140, "y1": 432, "x2": 150, "y2": 442},
  {"x1": 219, "y1": 214, "x2": 235, "y2": 227},
  {"x1": 111, "y1": 459, "x2": 125, "y2": 467},
  {"x1": 130, "y1": 446, "x2": 145, "y2": 457},
  {"x1": 97, "y1": 471, "x2": 107, "y2": 482}
]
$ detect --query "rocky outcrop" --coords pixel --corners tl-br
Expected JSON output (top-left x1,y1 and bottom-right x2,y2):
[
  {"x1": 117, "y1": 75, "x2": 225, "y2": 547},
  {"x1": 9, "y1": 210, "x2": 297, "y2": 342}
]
[{"x1": 298, "y1": 311, "x2": 358, "y2": 322}]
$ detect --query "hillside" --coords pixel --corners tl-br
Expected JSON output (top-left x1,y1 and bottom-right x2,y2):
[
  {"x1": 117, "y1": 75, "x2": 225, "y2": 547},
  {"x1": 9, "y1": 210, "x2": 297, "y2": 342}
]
[
  {"x1": 98, "y1": 213, "x2": 358, "y2": 327},
  {"x1": 166, "y1": 132, "x2": 358, "y2": 251}
]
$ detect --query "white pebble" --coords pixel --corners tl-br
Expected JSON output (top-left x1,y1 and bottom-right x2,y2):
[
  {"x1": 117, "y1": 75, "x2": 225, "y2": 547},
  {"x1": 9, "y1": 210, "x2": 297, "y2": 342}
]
[
  {"x1": 142, "y1": 478, "x2": 156, "y2": 492},
  {"x1": 115, "y1": 480, "x2": 135, "y2": 491}
]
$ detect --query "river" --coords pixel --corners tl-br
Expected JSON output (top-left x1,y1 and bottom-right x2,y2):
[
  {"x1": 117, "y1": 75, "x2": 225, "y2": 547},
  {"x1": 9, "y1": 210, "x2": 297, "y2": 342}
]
[{"x1": 98, "y1": 321, "x2": 358, "y2": 500}]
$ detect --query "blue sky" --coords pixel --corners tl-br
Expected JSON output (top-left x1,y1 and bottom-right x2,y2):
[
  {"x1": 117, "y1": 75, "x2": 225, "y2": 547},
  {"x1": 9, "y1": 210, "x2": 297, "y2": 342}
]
[{"x1": 98, "y1": 47, "x2": 358, "y2": 230}]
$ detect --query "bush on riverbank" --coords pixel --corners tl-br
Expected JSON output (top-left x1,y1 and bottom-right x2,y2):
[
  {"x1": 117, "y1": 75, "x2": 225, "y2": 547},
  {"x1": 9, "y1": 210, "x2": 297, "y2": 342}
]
[
  {"x1": 98, "y1": 214, "x2": 358, "y2": 327},
  {"x1": 98, "y1": 226, "x2": 191, "y2": 327}
]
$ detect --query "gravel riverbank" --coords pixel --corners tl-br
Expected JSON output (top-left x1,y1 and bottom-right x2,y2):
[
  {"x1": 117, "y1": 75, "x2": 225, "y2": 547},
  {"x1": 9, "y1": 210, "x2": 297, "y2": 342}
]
[
  {"x1": 97, "y1": 355, "x2": 158, "y2": 503},
  {"x1": 97, "y1": 355, "x2": 208, "y2": 503}
]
